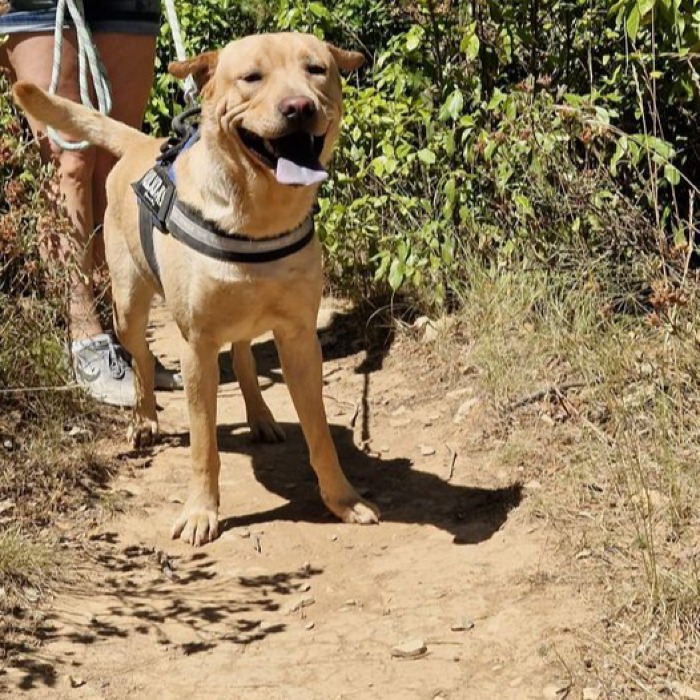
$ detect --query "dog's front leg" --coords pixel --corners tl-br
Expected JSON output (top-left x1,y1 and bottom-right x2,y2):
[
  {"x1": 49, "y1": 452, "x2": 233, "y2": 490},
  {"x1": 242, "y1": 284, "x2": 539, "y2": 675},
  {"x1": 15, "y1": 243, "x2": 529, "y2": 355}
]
[
  {"x1": 172, "y1": 339, "x2": 221, "y2": 546},
  {"x1": 274, "y1": 324, "x2": 380, "y2": 524}
]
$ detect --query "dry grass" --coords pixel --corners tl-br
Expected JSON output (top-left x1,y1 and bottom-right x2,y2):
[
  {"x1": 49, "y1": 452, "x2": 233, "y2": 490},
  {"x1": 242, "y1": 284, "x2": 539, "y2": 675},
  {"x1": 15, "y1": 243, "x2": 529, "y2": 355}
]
[
  {"x1": 0, "y1": 79, "x2": 120, "y2": 668},
  {"x1": 432, "y1": 260, "x2": 700, "y2": 695}
]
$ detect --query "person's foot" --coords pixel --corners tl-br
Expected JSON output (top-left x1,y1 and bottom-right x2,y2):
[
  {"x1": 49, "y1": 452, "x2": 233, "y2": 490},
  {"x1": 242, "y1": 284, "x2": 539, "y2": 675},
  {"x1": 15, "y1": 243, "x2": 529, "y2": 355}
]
[
  {"x1": 71, "y1": 334, "x2": 135, "y2": 408},
  {"x1": 154, "y1": 357, "x2": 183, "y2": 391}
]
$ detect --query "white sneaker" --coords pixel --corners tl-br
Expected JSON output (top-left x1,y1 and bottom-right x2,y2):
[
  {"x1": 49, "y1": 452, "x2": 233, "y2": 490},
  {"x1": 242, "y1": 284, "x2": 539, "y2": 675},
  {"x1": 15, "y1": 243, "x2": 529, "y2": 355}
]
[{"x1": 71, "y1": 334, "x2": 136, "y2": 408}]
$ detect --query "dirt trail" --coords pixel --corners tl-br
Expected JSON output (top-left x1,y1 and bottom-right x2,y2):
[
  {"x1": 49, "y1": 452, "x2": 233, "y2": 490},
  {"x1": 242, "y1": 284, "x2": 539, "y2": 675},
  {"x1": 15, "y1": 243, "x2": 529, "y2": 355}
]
[{"x1": 7, "y1": 302, "x2": 591, "y2": 699}]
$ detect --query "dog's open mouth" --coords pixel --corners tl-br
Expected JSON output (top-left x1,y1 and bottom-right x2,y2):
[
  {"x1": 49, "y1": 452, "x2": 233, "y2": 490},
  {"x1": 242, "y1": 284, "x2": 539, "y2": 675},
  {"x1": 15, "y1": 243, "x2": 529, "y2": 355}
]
[{"x1": 238, "y1": 128, "x2": 328, "y2": 186}]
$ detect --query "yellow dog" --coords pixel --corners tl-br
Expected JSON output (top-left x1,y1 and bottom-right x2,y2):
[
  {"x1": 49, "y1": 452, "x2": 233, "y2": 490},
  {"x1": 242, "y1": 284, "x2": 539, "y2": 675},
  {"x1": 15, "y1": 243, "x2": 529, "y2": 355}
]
[{"x1": 14, "y1": 32, "x2": 379, "y2": 546}]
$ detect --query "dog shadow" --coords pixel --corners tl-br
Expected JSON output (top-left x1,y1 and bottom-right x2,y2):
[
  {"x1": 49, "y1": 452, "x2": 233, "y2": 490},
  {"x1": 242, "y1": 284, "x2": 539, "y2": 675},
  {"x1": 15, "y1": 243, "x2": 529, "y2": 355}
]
[
  {"x1": 166, "y1": 303, "x2": 521, "y2": 543},
  {"x1": 171, "y1": 421, "x2": 522, "y2": 546}
]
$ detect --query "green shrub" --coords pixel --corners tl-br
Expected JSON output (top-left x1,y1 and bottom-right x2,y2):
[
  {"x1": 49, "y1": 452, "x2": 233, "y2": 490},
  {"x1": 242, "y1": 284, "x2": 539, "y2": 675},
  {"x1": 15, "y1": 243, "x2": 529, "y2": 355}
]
[{"x1": 145, "y1": 1, "x2": 696, "y2": 311}]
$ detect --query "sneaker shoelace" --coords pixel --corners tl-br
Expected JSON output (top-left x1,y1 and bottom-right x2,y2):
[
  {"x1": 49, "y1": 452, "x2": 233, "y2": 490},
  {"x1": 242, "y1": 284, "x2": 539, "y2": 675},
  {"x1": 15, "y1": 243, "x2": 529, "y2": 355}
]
[{"x1": 104, "y1": 336, "x2": 129, "y2": 380}]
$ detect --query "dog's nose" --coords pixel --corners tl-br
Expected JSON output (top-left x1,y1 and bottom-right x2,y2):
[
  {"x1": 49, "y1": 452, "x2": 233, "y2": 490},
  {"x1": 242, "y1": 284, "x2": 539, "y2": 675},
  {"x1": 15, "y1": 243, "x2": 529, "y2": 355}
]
[{"x1": 278, "y1": 96, "x2": 316, "y2": 123}]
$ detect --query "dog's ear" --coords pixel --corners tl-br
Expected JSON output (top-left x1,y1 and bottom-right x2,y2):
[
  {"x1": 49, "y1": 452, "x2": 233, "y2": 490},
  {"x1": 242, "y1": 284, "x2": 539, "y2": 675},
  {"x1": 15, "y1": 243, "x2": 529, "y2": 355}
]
[
  {"x1": 326, "y1": 44, "x2": 364, "y2": 72},
  {"x1": 169, "y1": 50, "x2": 219, "y2": 90}
]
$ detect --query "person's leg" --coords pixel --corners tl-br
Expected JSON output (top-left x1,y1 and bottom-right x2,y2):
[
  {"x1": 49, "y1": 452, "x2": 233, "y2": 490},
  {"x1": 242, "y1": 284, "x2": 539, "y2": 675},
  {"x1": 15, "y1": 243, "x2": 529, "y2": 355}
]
[
  {"x1": 89, "y1": 32, "x2": 182, "y2": 391},
  {"x1": 5, "y1": 31, "x2": 102, "y2": 340},
  {"x1": 90, "y1": 32, "x2": 156, "y2": 270}
]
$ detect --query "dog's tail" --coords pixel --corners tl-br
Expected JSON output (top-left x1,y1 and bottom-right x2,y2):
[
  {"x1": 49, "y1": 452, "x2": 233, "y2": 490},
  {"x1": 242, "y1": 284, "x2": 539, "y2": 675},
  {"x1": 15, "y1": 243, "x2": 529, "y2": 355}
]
[{"x1": 13, "y1": 81, "x2": 151, "y2": 157}]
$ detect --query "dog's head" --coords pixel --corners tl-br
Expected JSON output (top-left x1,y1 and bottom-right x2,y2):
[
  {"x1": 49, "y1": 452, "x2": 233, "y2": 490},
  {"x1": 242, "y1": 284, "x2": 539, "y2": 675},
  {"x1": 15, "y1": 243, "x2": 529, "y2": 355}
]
[{"x1": 169, "y1": 33, "x2": 363, "y2": 188}]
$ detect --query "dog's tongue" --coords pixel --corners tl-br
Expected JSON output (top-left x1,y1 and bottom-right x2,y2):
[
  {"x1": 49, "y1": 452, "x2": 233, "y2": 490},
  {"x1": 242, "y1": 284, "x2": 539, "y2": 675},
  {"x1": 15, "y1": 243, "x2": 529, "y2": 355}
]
[{"x1": 275, "y1": 158, "x2": 328, "y2": 186}]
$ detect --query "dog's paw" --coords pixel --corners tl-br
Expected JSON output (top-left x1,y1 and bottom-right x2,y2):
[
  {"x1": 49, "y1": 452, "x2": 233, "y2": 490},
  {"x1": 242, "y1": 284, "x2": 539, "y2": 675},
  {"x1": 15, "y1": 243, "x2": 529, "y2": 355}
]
[
  {"x1": 171, "y1": 500, "x2": 219, "y2": 547},
  {"x1": 127, "y1": 420, "x2": 158, "y2": 449},
  {"x1": 248, "y1": 413, "x2": 285, "y2": 443},
  {"x1": 322, "y1": 489, "x2": 380, "y2": 525}
]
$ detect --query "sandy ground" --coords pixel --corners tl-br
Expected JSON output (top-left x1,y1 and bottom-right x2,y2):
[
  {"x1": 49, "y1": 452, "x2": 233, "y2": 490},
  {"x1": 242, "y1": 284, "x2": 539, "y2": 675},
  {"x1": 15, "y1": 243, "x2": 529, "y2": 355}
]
[{"x1": 5, "y1": 301, "x2": 592, "y2": 699}]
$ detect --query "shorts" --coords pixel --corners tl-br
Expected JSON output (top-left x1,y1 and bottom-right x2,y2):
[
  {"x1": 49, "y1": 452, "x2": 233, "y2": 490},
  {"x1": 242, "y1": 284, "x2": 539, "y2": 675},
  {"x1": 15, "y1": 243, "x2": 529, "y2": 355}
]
[{"x1": 0, "y1": 1, "x2": 161, "y2": 36}]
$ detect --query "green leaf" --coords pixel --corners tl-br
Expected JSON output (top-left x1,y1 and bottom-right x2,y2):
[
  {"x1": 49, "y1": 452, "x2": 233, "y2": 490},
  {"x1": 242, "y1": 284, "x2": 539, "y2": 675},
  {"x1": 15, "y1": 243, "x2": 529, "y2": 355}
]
[
  {"x1": 626, "y1": 4, "x2": 641, "y2": 39},
  {"x1": 417, "y1": 148, "x2": 436, "y2": 164},
  {"x1": 638, "y1": 0, "x2": 654, "y2": 16},
  {"x1": 514, "y1": 194, "x2": 534, "y2": 218},
  {"x1": 673, "y1": 227, "x2": 687, "y2": 247},
  {"x1": 442, "y1": 90, "x2": 464, "y2": 121},
  {"x1": 405, "y1": 26, "x2": 424, "y2": 51},
  {"x1": 460, "y1": 33, "x2": 480, "y2": 61},
  {"x1": 388, "y1": 259, "x2": 405, "y2": 290},
  {"x1": 308, "y1": 2, "x2": 329, "y2": 18},
  {"x1": 664, "y1": 163, "x2": 681, "y2": 185}
]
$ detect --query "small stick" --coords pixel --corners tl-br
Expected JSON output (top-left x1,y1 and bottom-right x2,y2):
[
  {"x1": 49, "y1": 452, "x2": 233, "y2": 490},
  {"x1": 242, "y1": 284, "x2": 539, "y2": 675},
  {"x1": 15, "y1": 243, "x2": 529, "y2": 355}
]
[
  {"x1": 508, "y1": 381, "x2": 586, "y2": 411},
  {"x1": 446, "y1": 444, "x2": 457, "y2": 482}
]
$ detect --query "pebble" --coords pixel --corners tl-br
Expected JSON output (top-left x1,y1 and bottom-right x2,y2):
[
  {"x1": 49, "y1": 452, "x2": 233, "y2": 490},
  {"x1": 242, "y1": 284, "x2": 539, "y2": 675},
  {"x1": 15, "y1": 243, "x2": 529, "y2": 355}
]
[
  {"x1": 305, "y1": 621, "x2": 315, "y2": 630},
  {"x1": 299, "y1": 582, "x2": 311, "y2": 592},
  {"x1": 413, "y1": 316, "x2": 431, "y2": 330},
  {"x1": 167, "y1": 495, "x2": 183, "y2": 504},
  {"x1": 260, "y1": 620, "x2": 279, "y2": 632},
  {"x1": 286, "y1": 595, "x2": 315, "y2": 613},
  {"x1": 329, "y1": 534, "x2": 338, "y2": 542},
  {"x1": 450, "y1": 619, "x2": 475, "y2": 632},
  {"x1": 68, "y1": 676, "x2": 86, "y2": 688},
  {"x1": 420, "y1": 445, "x2": 436, "y2": 456},
  {"x1": 391, "y1": 638, "x2": 427, "y2": 659},
  {"x1": 423, "y1": 323, "x2": 439, "y2": 343},
  {"x1": 582, "y1": 689, "x2": 601, "y2": 700},
  {"x1": 239, "y1": 530, "x2": 251, "y2": 539}
]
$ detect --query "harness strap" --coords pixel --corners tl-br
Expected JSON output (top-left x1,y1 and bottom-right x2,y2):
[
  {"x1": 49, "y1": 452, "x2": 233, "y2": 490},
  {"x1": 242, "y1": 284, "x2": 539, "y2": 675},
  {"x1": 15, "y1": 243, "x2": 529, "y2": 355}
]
[
  {"x1": 139, "y1": 205, "x2": 162, "y2": 288},
  {"x1": 166, "y1": 202, "x2": 315, "y2": 264},
  {"x1": 133, "y1": 116, "x2": 315, "y2": 277}
]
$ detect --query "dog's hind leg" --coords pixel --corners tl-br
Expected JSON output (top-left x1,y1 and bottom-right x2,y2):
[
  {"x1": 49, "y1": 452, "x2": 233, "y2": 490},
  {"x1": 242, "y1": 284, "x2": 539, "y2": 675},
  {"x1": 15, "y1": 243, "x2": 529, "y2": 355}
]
[
  {"x1": 274, "y1": 323, "x2": 380, "y2": 525},
  {"x1": 110, "y1": 257, "x2": 157, "y2": 448},
  {"x1": 232, "y1": 341, "x2": 285, "y2": 443}
]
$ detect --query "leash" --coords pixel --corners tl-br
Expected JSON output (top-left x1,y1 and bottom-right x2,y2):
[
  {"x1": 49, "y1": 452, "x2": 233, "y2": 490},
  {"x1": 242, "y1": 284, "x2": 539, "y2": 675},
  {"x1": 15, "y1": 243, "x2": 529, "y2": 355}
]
[
  {"x1": 48, "y1": 0, "x2": 198, "y2": 151},
  {"x1": 162, "y1": 0, "x2": 199, "y2": 106},
  {"x1": 48, "y1": 0, "x2": 112, "y2": 150}
]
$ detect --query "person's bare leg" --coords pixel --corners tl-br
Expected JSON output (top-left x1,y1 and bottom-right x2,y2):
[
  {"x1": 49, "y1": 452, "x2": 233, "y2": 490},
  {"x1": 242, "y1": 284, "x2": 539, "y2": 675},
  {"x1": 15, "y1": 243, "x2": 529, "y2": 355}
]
[
  {"x1": 5, "y1": 32, "x2": 101, "y2": 341},
  {"x1": 91, "y1": 33, "x2": 156, "y2": 272}
]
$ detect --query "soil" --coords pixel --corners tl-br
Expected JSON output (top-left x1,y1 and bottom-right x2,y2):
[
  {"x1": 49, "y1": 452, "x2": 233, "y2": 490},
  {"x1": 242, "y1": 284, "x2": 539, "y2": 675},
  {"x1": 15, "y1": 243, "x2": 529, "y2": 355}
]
[{"x1": 5, "y1": 301, "x2": 593, "y2": 699}]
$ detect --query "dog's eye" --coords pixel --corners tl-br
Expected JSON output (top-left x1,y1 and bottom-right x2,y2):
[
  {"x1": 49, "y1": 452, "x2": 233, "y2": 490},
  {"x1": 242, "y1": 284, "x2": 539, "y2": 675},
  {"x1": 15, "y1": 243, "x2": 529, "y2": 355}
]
[
  {"x1": 241, "y1": 71, "x2": 263, "y2": 83},
  {"x1": 306, "y1": 64, "x2": 327, "y2": 76}
]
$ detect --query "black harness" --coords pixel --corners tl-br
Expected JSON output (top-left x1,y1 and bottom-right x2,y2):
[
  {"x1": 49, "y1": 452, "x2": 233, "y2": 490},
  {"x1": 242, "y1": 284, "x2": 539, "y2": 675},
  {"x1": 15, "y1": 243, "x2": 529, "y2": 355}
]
[{"x1": 132, "y1": 107, "x2": 315, "y2": 287}]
